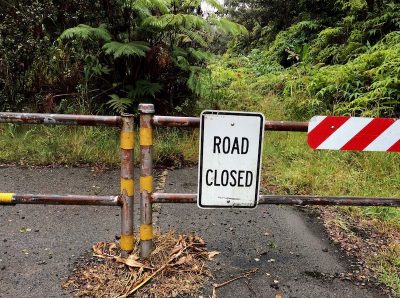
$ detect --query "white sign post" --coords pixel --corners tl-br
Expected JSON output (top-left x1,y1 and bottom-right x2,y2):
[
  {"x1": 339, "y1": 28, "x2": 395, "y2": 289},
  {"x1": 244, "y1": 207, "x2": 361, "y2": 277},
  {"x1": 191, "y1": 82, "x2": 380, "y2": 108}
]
[{"x1": 198, "y1": 111, "x2": 265, "y2": 208}]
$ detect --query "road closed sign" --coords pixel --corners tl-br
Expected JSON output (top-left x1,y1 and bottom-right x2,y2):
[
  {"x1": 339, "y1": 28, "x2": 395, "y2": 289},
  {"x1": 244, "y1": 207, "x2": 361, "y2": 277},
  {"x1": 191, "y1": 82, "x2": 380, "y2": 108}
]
[{"x1": 198, "y1": 111, "x2": 265, "y2": 208}]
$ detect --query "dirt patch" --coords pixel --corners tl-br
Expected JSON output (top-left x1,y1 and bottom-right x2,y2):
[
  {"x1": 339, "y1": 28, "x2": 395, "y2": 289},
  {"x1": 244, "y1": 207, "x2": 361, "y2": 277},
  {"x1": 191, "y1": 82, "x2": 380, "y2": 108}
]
[
  {"x1": 63, "y1": 231, "x2": 217, "y2": 297},
  {"x1": 320, "y1": 207, "x2": 399, "y2": 296}
]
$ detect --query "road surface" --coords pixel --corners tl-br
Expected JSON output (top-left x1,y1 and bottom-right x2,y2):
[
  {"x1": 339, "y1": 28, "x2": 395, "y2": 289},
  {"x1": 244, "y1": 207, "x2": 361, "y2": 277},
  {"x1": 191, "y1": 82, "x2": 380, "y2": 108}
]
[{"x1": 0, "y1": 166, "x2": 386, "y2": 297}]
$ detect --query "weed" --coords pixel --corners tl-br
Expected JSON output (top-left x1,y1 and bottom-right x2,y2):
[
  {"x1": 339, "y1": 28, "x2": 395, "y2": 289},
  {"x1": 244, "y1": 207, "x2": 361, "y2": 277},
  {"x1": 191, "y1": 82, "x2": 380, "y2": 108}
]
[{"x1": 367, "y1": 244, "x2": 400, "y2": 296}]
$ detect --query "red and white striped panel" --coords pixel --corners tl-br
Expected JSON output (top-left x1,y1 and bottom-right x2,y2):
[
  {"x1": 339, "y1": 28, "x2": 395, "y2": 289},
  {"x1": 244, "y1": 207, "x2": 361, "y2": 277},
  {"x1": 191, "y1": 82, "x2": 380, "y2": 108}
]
[{"x1": 308, "y1": 116, "x2": 400, "y2": 152}]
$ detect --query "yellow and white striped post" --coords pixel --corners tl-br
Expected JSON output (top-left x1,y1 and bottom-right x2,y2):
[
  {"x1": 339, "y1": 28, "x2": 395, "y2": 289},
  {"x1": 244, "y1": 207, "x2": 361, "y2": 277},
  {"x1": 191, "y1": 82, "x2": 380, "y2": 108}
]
[
  {"x1": 139, "y1": 103, "x2": 155, "y2": 258},
  {"x1": 0, "y1": 193, "x2": 14, "y2": 204},
  {"x1": 120, "y1": 114, "x2": 135, "y2": 255}
]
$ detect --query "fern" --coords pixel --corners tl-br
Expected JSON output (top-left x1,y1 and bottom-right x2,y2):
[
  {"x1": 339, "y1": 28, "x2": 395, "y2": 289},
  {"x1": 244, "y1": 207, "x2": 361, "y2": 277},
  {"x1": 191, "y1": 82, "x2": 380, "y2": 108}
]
[
  {"x1": 107, "y1": 80, "x2": 161, "y2": 113},
  {"x1": 131, "y1": 0, "x2": 170, "y2": 16},
  {"x1": 107, "y1": 94, "x2": 132, "y2": 114},
  {"x1": 173, "y1": 55, "x2": 191, "y2": 70},
  {"x1": 102, "y1": 41, "x2": 150, "y2": 58},
  {"x1": 180, "y1": 28, "x2": 208, "y2": 47},
  {"x1": 128, "y1": 80, "x2": 162, "y2": 99},
  {"x1": 203, "y1": 0, "x2": 224, "y2": 12},
  {"x1": 208, "y1": 17, "x2": 248, "y2": 36},
  {"x1": 172, "y1": 47, "x2": 188, "y2": 57},
  {"x1": 187, "y1": 66, "x2": 210, "y2": 96},
  {"x1": 60, "y1": 24, "x2": 111, "y2": 41},
  {"x1": 143, "y1": 14, "x2": 207, "y2": 30},
  {"x1": 187, "y1": 48, "x2": 212, "y2": 61}
]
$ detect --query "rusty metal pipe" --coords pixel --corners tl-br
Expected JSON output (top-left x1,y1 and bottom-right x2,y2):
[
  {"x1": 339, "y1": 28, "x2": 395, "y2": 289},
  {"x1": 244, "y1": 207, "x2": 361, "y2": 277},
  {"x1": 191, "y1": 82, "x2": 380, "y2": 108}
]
[
  {"x1": 0, "y1": 112, "x2": 122, "y2": 127},
  {"x1": 139, "y1": 104, "x2": 155, "y2": 258},
  {"x1": 2, "y1": 193, "x2": 120, "y2": 206},
  {"x1": 152, "y1": 115, "x2": 200, "y2": 128},
  {"x1": 120, "y1": 114, "x2": 135, "y2": 254},
  {"x1": 264, "y1": 121, "x2": 308, "y2": 132},
  {"x1": 258, "y1": 195, "x2": 400, "y2": 207},
  {"x1": 152, "y1": 116, "x2": 308, "y2": 132},
  {"x1": 150, "y1": 193, "x2": 400, "y2": 207},
  {"x1": 151, "y1": 193, "x2": 197, "y2": 203}
]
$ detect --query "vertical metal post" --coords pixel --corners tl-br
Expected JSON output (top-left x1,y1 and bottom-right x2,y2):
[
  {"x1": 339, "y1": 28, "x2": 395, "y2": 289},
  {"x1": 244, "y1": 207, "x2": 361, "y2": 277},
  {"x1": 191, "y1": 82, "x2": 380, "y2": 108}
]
[
  {"x1": 120, "y1": 114, "x2": 135, "y2": 255},
  {"x1": 139, "y1": 103, "x2": 155, "y2": 258}
]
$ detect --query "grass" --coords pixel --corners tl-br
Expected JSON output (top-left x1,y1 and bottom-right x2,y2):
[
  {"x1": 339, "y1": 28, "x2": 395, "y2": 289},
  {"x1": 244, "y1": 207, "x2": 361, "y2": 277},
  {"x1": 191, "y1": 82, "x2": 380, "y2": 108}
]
[
  {"x1": 367, "y1": 244, "x2": 400, "y2": 295},
  {"x1": 0, "y1": 124, "x2": 120, "y2": 166},
  {"x1": 0, "y1": 124, "x2": 198, "y2": 167},
  {"x1": 262, "y1": 130, "x2": 400, "y2": 225}
]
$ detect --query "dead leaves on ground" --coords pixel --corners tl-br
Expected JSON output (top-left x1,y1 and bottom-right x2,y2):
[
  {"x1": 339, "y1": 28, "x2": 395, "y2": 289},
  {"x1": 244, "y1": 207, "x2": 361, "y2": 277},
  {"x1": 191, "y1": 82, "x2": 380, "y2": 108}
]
[{"x1": 63, "y1": 231, "x2": 218, "y2": 297}]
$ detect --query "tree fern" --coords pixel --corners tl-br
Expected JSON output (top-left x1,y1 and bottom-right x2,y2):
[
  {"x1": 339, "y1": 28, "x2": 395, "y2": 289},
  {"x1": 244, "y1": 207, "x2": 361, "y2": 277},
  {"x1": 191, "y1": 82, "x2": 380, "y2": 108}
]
[
  {"x1": 143, "y1": 14, "x2": 206, "y2": 30},
  {"x1": 187, "y1": 66, "x2": 211, "y2": 96},
  {"x1": 102, "y1": 41, "x2": 150, "y2": 58},
  {"x1": 203, "y1": 0, "x2": 224, "y2": 12},
  {"x1": 60, "y1": 24, "x2": 111, "y2": 41},
  {"x1": 179, "y1": 28, "x2": 208, "y2": 47},
  {"x1": 55, "y1": 0, "x2": 248, "y2": 115},
  {"x1": 208, "y1": 18, "x2": 248, "y2": 36},
  {"x1": 129, "y1": 0, "x2": 170, "y2": 16}
]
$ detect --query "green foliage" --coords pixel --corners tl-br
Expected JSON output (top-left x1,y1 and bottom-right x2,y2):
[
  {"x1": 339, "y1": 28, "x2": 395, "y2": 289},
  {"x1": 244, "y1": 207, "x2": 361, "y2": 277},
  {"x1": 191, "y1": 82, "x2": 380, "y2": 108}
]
[
  {"x1": 239, "y1": 21, "x2": 320, "y2": 72},
  {"x1": 129, "y1": 80, "x2": 163, "y2": 98},
  {"x1": 59, "y1": 24, "x2": 111, "y2": 41},
  {"x1": 106, "y1": 94, "x2": 133, "y2": 114},
  {"x1": 56, "y1": 0, "x2": 247, "y2": 114},
  {"x1": 284, "y1": 31, "x2": 400, "y2": 118},
  {"x1": 338, "y1": 0, "x2": 367, "y2": 13},
  {"x1": 0, "y1": 123, "x2": 198, "y2": 166},
  {"x1": 1, "y1": 0, "x2": 247, "y2": 114},
  {"x1": 107, "y1": 80, "x2": 162, "y2": 112},
  {"x1": 0, "y1": 0, "x2": 118, "y2": 112},
  {"x1": 367, "y1": 244, "x2": 400, "y2": 296},
  {"x1": 309, "y1": 27, "x2": 345, "y2": 63},
  {"x1": 219, "y1": 1, "x2": 400, "y2": 119},
  {"x1": 102, "y1": 41, "x2": 150, "y2": 58},
  {"x1": 143, "y1": 13, "x2": 207, "y2": 29},
  {"x1": 208, "y1": 17, "x2": 248, "y2": 36}
]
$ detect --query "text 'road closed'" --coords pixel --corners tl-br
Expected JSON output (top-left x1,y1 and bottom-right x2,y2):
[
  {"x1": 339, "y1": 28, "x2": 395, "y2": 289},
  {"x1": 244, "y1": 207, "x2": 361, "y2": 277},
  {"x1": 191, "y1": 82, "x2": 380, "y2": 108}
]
[{"x1": 198, "y1": 111, "x2": 264, "y2": 208}]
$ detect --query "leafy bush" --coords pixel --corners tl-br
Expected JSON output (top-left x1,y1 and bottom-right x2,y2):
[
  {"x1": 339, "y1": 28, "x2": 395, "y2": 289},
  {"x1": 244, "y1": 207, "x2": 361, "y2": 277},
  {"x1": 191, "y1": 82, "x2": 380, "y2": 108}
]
[
  {"x1": 218, "y1": 2, "x2": 400, "y2": 119},
  {"x1": 1, "y1": 0, "x2": 247, "y2": 115},
  {"x1": 0, "y1": 0, "x2": 114, "y2": 112}
]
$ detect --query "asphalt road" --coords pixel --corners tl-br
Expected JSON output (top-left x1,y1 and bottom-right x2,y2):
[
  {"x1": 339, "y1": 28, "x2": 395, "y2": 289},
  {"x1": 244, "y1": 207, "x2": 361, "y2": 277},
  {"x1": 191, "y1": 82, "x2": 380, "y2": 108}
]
[{"x1": 0, "y1": 166, "x2": 386, "y2": 297}]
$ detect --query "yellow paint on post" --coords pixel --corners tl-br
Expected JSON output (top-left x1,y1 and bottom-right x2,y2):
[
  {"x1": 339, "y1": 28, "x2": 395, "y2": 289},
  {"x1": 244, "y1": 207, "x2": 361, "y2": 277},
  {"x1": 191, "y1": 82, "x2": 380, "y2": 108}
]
[
  {"x1": 140, "y1": 224, "x2": 153, "y2": 241},
  {"x1": 121, "y1": 178, "x2": 134, "y2": 196},
  {"x1": 140, "y1": 128, "x2": 153, "y2": 146},
  {"x1": 120, "y1": 131, "x2": 134, "y2": 149},
  {"x1": 140, "y1": 176, "x2": 153, "y2": 192},
  {"x1": 120, "y1": 234, "x2": 135, "y2": 251},
  {"x1": 0, "y1": 193, "x2": 13, "y2": 204}
]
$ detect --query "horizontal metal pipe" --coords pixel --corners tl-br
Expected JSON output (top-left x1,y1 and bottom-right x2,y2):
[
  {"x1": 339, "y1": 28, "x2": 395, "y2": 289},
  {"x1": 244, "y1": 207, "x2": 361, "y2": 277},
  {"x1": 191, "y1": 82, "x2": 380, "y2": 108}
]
[
  {"x1": 6, "y1": 194, "x2": 120, "y2": 206},
  {"x1": 153, "y1": 115, "x2": 200, "y2": 128},
  {"x1": 150, "y1": 193, "x2": 400, "y2": 207},
  {"x1": 151, "y1": 193, "x2": 197, "y2": 203},
  {"x1": 0, "y1": 113, "x2": 122, "y2": 127},
  {"x1": 258, "y1": 195, "x2": 400, "y2": 207},
  {"x1": 152, "y1": 115, "x2": 308, "y2": 132},
  {"x1": 264, "y1": 121, "x2": 308, "y2": 132}
]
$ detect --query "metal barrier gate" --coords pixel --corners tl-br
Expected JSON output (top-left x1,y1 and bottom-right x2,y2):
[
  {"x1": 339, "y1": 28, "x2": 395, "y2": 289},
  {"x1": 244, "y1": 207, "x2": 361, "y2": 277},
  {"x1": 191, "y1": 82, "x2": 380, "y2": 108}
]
[
  {"x1": 0, "y1": 113, "x2": 136, "y2": 255},
  {"x1": 1, "y1": 106, "x2": 400, "y2": 259},
  {"x1": 137, "y1": 103, "x2": 400, "y2": 258}
]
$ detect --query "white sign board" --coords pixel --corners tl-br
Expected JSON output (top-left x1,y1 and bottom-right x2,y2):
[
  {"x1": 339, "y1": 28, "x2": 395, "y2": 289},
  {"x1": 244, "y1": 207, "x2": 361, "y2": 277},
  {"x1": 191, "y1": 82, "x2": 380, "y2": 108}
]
[{"x1": 198, "y1": 111, "x2": 265, "y2": 208}]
